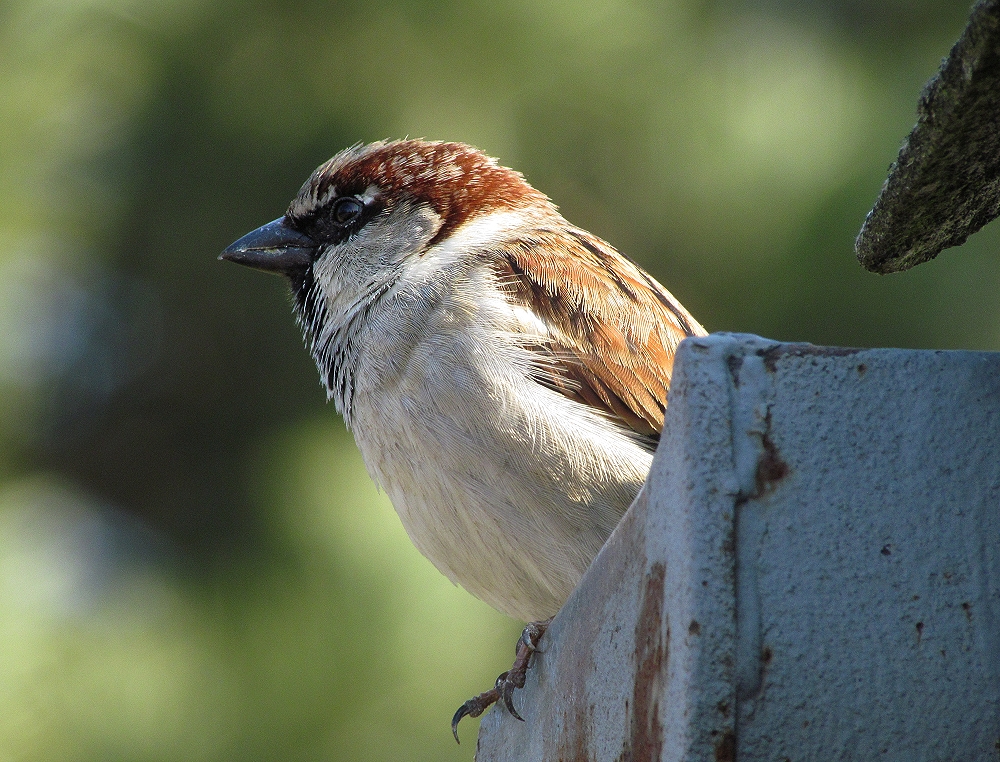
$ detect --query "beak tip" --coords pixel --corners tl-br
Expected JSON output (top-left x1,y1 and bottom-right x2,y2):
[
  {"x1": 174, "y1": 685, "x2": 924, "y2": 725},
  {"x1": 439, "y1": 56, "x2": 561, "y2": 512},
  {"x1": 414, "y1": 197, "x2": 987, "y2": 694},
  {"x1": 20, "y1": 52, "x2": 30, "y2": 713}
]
[{"x1": 219, "y1": 218, "x2": 316, "y2": 274}]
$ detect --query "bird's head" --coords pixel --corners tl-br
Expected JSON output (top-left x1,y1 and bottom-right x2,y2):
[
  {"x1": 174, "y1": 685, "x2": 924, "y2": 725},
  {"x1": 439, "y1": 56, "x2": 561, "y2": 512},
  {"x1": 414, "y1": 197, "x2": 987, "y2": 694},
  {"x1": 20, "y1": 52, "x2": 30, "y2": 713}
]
[
  {"x1": 221, "y1": 140, "x2": 556, "y2": 403},
  {"x1": 222, "y1": 139, "x2": 550, "y2": 284}
]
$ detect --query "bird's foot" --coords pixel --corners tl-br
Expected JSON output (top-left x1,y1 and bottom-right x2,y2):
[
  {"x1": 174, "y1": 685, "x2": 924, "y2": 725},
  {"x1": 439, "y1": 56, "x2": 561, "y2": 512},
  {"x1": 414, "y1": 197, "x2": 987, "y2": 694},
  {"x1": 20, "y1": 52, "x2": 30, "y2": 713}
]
[{"x1": 451, "y1": 618, "x2": 552, "y2": 743}]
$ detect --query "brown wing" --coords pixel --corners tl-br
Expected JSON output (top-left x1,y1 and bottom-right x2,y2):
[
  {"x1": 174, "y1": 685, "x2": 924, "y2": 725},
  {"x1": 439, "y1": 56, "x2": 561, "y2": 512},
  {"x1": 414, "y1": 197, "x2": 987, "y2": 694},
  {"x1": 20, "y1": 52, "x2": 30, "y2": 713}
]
[{"x1": 493, "y1": 227, "x2": 707, "y2": 442}]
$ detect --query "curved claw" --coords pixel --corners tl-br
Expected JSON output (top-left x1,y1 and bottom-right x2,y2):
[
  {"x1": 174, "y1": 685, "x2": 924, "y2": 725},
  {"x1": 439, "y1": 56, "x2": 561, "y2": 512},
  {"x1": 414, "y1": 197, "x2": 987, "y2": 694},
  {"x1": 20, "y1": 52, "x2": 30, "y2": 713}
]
[
  {"x1": 519, "y1": 621, "x2": 547, "y2": 652},
  {"x1": 451, "y1": 618, "x2": 552, "y2": 743},
  {"x1": 451, "y1": 704, "x2": 469, "y2": 744},
  {"x1": 498, "y1": 674, "x2": 524, "y2": 721},
  {"x1": 451, "y1": 687, "x2": 500, "y2": 743},
  {"x1": 518, "y1": 631, "x2": 536, "y2": 653}
]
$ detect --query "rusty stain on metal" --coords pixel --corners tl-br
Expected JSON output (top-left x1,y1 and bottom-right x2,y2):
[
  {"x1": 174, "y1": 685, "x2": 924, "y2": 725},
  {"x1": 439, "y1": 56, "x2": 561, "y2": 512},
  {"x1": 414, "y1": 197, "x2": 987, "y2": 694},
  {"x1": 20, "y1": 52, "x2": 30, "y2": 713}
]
[
  {"x1": 550, "y1": 563, "x2": 632, "y2": 762},
  {"x1": 713, "y1": 729, "x2": 736, "y2": 762},
  {"x1": 727, "y1": 354, "x2": 744, "y2": 386},
  {"x1": 756, "y1": 424, "x2": 790, "y2": 495},
  {"x1": 559, "y1": 700, "x2": 593, "y2": 762},
  {"x1": 551, "y1": 650, "x2": 596, "y2": 762},
  {"x1": 735, "y1": 410, "x2": 790, "y2": 509},
  {"x1": 722, "y1": 525, "x2": 736, "y2": 558},
  {"x1": 759, "y1": 344, "x2": 863, "y2": 374},
  {"x1": 617, "y1": 562, "x2": 668, "y2": 762},
  {"x1": 546, "y1": 493, "x2": 651, "y2": 762},
  {"x1": 551, "y1": 632, "x2": 597, "y2": 762}
]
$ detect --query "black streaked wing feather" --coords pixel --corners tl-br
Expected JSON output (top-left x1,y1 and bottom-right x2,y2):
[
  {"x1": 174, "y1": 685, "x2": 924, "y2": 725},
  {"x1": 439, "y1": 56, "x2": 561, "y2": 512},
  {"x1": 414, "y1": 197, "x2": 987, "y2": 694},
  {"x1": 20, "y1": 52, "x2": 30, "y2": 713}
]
[{"x1": 493, "y1": 228, "x2": 706, "y2": 444}]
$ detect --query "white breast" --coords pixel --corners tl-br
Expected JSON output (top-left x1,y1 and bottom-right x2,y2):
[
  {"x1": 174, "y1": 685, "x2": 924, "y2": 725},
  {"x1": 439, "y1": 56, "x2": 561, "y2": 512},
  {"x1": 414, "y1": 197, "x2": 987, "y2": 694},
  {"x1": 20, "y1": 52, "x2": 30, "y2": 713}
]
[{"x1": 346, "y1": 253, "x2": 652, "y2": 621}]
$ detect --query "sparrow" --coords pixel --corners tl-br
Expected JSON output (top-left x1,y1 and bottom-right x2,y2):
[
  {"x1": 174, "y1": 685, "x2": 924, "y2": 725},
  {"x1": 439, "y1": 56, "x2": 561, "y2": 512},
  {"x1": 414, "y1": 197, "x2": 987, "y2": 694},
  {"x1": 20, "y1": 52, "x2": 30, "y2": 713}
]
[{"x1": 221, "y1": 139, "x2": 706, "y2": 738}]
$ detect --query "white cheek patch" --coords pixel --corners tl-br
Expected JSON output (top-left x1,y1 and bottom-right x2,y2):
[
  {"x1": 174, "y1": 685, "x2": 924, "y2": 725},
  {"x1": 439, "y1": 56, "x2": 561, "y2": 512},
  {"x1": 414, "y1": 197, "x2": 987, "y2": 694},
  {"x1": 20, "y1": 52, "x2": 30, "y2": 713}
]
[
  {"x1": 311, "y1": 206, "x2": 438, "y2": 317},
  {"x1": 402, "y1": 209, "x2": 534, "y2": 283},
  {"x1": 437, "y1": 209, "x2": 534, "y2": 255}
]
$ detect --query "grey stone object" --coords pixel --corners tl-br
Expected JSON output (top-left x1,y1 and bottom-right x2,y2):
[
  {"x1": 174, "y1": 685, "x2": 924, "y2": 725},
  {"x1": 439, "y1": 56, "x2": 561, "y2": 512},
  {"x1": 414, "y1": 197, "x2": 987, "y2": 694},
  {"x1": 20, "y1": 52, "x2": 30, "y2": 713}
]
[
  {"x1": 855, "y1": 0, "x2": 1000, "y2": 273},
  {"x1": 475, "y1": 334, "x2": 1000, "y2": 762}
]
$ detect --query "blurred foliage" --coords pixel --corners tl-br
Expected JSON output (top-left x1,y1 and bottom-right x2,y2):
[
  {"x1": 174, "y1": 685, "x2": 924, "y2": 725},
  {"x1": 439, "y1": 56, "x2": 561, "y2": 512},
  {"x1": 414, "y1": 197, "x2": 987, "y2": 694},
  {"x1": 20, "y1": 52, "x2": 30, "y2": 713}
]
[{"x1": 0, "y1": 0, "x2": 995, "y2": 759}]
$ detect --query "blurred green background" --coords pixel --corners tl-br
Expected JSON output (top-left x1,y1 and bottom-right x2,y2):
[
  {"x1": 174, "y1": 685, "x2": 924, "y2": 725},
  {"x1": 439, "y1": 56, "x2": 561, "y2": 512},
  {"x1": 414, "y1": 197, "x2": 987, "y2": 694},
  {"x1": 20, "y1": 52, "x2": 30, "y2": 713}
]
[{"x1": 0, "y1": 0, "x2": 996, "y2": 759}]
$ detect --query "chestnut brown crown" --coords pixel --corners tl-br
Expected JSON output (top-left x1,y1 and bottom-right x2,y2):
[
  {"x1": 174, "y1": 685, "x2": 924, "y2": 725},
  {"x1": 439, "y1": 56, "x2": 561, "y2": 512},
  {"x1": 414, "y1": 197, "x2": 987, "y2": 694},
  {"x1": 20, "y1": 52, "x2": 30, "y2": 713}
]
[{"x1": 286, "y1": 140, "x2": 550, "y2": 244}]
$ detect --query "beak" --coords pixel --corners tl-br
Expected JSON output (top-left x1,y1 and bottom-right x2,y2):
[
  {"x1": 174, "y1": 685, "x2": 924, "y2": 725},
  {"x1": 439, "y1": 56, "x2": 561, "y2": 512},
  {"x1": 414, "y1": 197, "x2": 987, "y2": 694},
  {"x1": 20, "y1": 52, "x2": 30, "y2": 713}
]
[{"x1": 220, "y1": 217, "x2": 317, "y2": 275}]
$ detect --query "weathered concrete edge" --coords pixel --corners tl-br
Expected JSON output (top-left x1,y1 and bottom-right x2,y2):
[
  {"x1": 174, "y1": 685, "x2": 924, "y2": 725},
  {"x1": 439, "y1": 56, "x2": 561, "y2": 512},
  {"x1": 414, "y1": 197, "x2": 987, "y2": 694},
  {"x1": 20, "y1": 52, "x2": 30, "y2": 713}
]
[
  {"x1": 645, "y1": 333, "x2": 746, "y2": 762},
  {"x1": 475, "y1": 335, "x2": 1000, "y2": 761}
]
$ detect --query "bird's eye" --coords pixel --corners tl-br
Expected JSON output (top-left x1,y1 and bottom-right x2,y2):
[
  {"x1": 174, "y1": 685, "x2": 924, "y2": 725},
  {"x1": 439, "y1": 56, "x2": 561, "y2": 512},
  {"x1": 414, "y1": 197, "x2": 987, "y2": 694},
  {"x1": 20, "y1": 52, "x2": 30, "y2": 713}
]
[{"x1": 332, "y1": 197, "x2": 363, "y2": 225}]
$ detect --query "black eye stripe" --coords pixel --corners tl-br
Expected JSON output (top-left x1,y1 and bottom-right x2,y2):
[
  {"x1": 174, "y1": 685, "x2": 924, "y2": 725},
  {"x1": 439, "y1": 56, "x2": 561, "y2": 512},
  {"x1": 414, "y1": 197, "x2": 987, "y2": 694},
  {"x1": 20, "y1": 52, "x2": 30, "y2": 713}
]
[{"x1": 287, "y1": 195, "x2": 385, "y2": 250}]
